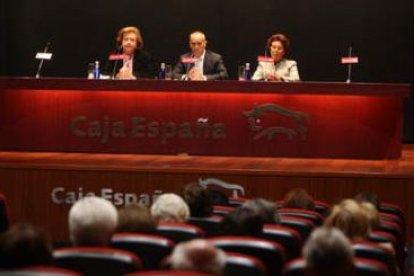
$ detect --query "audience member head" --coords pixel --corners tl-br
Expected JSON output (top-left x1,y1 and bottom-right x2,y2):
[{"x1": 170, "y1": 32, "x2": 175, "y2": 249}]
[
  {"x1": 116, "y1": 26, "x2": 143, "y2": 54},
  {"x1": 151, "y1": 193, "x2": 190, "y2": 223},
  {"x1": 303, "y1": 227, "x2": 355, "y2": 276},
  {"x1": 283, "y1": 188, "x2": 315, "y2": 211},
  {"x1": 117, "y1": 203, "x2": 156, "y2": 233},
  {"x1": 189, "y1": 31, "x2": 207, "y2": 58},
  {"x1": 181, "y1": 183, "x2": 213, "y2": 217},
  {"x1": 0, "y1": 193, "x2": 10, "y2": 234},
  {"x1": 220, "y1": 205, "x2": 264, "y2": 237},
  {"x1": 360, "y1": 202, "x2": 381, "y2": 230},
  {"x1": 169, "y1": 239, "x2": 226, "y2": 275},
  {"x1": 0, "y1": 223, "x2": 52, "y2": 269},
  {"x1": 68, "y1": 196, "x2": 118, "y2": 246},
  {"x1": 266, "y1": 33, "x2": 290, "y2": 62},
  {"x1": 354, "y1": 192, "x2": 380, "y2": 210},
  {"x1": 207, "y1": 190, "x2": 229, "y2": 206},
  {"x1": 324, "y1": 199, "x2": 371, "y2": 241},
  {"x1": 243, "y1": 198, "x2": 280, "y2": 224}
]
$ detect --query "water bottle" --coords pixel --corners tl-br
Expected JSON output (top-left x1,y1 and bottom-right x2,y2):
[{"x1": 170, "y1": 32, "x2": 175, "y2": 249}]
[
  {"x1": 158, "y1": 62, "x2": 166, "y2": 80},
  {"x1": 94, "y1": 61, "x2": 100, "y2": 79},
  {"x1": 245, "y1": 63, "x2": 251, "y2": 80},
  {"x1": 87, "y1": 63, "x2": 95, "y2": 79}
]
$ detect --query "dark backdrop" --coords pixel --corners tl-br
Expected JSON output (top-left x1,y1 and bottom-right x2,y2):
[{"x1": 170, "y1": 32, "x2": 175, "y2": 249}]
[{"x1": 1, "y1": 0, "x2": 414, "y2": 141}]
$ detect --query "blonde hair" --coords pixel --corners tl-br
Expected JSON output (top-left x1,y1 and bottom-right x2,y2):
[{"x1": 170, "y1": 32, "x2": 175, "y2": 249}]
[
  {"x1": 324, "y1": 199, "x2": 371, "y2": 241},
  {"x1": 360, "y1": 202, "x2": 381, "y2": 230},
  {"x1": 116, "y1": 26, "x2": 143, "y2": 49}
]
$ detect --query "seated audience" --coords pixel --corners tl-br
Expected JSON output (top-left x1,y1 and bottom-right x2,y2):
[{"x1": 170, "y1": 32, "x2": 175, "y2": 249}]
[
  {"x1": 169, "y1": 239, "x2": 226, "y2": 275},
  {"x1": 151, "y1": 193, "x2": 190, "y2": 223},
  {"x1": 116, "y1": 203, "x2": 156, "y2": 233},
  {"x1": 283, "y1": 188, "x2": 315, "y2": 210},
  {"x1": 324, "y1": 199, "x2": 371, "y2": 242},
  {"x1": 207, "y1": 190, "x2": 230, "y2": 206},
  {"x1": 243, "y1": 198, "x2": 280, "y2": 224},
  {"x1": 220, "y1": 204, "x2": 265, "y2": 237},
  {"x1": 103, "y1": 26, "x2": 155, "y2": 79},
  {"x1": 0, "y1": 223, "x2": 52, "y2": 269},
  {"x1": 181, "y1": 183, "x2": 213, "y2": 217},
  {"x1": 252, "y1": 33, "x2": 300, "y2": 82},
  {"x1": 354, "y1": 192, "x2": 380, "y2": 210},
  {"x1": 68, "y1": 196, "x2": 118, "y2": 246},
  {"x1": 303, "y1": 227, "x2": 355, "y2": 276},
  {"x1": 172, "y1": 31, "x2": 229, "y2": 80}
]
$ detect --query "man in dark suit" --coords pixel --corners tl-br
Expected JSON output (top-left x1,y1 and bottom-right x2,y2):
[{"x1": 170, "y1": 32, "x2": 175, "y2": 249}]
[{"x1": 172, "y1": 31, "x2": 228, "y2": 80}]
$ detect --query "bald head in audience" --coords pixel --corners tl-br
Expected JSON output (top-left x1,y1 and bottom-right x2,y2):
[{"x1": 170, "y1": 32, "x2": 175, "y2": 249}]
[{"x1": 69, "y1": 196, "x2": 118, "y2": 246}]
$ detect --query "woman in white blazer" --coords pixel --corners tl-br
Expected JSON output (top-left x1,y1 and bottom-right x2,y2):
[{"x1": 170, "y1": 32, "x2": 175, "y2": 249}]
[{"x1": 252, "y1": 33, "x2": 300, "y2": 82}]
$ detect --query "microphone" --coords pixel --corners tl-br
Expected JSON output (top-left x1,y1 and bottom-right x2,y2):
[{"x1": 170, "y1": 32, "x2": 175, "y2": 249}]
[
  {"x1": 340, "y1": 46, "x2": 359, "y2": 83},
  {"x1": 111, "y1": 45, "x2": 123, "y2": 79},
  {"x1": 35, "y1": 42, "x2": 51, "y2": 78},
  {"x1": 181, "y1": 56, "x2": 197, "y2": 80}
]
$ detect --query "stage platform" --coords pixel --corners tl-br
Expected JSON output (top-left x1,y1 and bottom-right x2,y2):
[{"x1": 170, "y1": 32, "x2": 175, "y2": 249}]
[{"x1": 1, "y1": 145, "x2": 414, "y2": 241}]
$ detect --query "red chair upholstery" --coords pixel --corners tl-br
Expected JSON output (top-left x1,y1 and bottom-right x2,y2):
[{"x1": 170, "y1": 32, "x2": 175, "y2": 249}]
[
  {"x1": 282, "y1": 258, "x2": 306, "y2": 276},
  {"x1": 313, "y1": 200, "x2": 331, "y2": 216},
  {"x1": 262, "y1": 224, "x2": 303, "y2": 260},
  {"x1": 187, "y1": 216, "x2": 222, "y2": 237},
  {"x1": 279, "y1": 215, "x2": 315, "y2": 240},
  {"x1": 156, "y1": 222, "x2": 205, "y2": 243},
  {"x1": 228, "y1": 197, "x2": 249, "y2": 207},
  {"x1": 0, "y1": 192, "x2": 11, "y2": 233},
  {"x1": 352, "y1": 241, "x2": 398, "y2": 276},
  {"x1": 380, "y1": 203, "x2": 405, "y2": 222},
  {"x1": 223, "y1": 252, "x2": 268, "y2": 276},
  {"x1": 369, "y1": 230, "x2": 398, "y2": 252},
  {"x1": 380, "y1": 213, "x2": 404, "y2": 229},
  {"x1": 211, "y1": 205, "x2": 235, "y2": 216},
  {"x1": 378, "y1": 220, "x2": 404, "y2": 246},
  {"x1": 276, "y1": 199, "x2": 330, "y2": 217},
  {"x1": 207, "y1": 236, "x2": 285, "y2": 275},
  {"x1": 53, "y1": 247, "x2": 142, "y2": 275},
  {"x1": 0, "y1": 266, "x2": 81, "y2": 275},
  {"x1": 127, "y1": 270, "x2": 211, "y2": 275},
  {"x1": 278, "y1": 208, "x2": 324, "y2": 226},
  {"x1": 282, "y1": 257, "x2": 389, "y2": 276},
  {"x1": 354, "y1": 257, "x2": 390, "y2": 276},
  {"x1": 370, "y1": 230, "x2": 404, "y2": 269},
  {"x1": 111, "y1": 233, "x2": 175, "y2": 270}
]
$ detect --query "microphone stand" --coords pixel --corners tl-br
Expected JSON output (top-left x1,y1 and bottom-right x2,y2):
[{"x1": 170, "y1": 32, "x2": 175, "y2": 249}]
[
  {"x1": 111, "y1": 46, "x2": 122, "y2": 80},
  {"x1": 35, "y1": 42, "x2": 50, "y2": 78},
  {"x1": 264, "y1": 45, "x2": 268, "y2": 81},
  {"x1": 346, "y1": 46, "x2": 353, "y2": 83}
]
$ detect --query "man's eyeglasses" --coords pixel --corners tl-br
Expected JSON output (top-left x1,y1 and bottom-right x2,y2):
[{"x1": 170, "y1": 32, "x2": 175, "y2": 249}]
[{"x1": 189, "y1": 42, "x2": 204, "y2": 46}]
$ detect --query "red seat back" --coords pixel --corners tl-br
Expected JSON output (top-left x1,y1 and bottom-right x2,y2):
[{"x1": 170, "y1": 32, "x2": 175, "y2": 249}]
[
  {"x1": 53, "y1": 247, "x2": 142, "y2": 275},
  {"x1": 278, "y1": 208, "x2": 324, "y2": 226},
  {"x1": 111, "y1": 233, "x2": 175, "y2": 270},
  {"x1": 262, "y1": 224, "x2": 303, "y2": 260},
  {"x1": 207, "y1": 236, "x2": 285, "y2": 275},
  {"x1": 156, "y1": 222, "x2": 205, "y2": 243}
]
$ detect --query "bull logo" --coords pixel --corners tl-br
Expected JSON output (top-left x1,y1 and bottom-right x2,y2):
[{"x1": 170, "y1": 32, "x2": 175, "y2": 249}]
[{"x1": 243, "y1": 103, "x2": 309, "y2": 140}]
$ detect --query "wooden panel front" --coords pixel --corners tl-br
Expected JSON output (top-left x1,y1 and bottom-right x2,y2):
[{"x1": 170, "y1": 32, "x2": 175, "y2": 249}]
[
  {"x1": 1, "y1": 156, "x2": 414, "y2": 242},
  {"x1": 0, "y1": 78, "x2": 410, "y2": 159}
]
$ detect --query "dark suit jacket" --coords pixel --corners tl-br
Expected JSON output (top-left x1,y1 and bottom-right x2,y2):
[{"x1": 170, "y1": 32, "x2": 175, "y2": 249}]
[
  {"x1": 172, "y1": 50, "x2": 229, "y2": 80},
  {"x1": 103, "y1": 49, "x2": 155, "y2": 79}
]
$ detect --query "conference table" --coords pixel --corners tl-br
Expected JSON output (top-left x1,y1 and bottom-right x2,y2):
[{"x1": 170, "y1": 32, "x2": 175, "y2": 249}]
[{"x1": 0, "y1": 77, "x2": 411, "y2": 159}]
